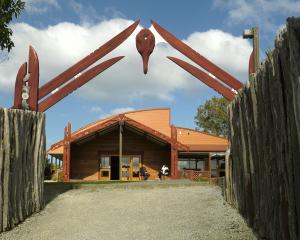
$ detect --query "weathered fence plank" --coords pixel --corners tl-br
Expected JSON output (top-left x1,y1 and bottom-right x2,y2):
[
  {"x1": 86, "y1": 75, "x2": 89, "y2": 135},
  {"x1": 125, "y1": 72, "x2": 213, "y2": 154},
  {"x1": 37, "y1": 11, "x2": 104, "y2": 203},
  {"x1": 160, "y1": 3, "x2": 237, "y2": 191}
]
[
  {"x1": 226, "y1": 17, "x2": 300, "y2": 240},
  {"x1": 0, "y1": 108, "x2": 45, "y2": 232}
]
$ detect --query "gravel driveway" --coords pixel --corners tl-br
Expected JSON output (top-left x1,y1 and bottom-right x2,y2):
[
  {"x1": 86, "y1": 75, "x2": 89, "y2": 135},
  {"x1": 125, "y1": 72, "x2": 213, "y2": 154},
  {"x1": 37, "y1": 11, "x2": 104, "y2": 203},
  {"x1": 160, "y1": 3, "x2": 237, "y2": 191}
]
[{"x1": 0, "y1": 181, "x2": 255, "y2": 240}]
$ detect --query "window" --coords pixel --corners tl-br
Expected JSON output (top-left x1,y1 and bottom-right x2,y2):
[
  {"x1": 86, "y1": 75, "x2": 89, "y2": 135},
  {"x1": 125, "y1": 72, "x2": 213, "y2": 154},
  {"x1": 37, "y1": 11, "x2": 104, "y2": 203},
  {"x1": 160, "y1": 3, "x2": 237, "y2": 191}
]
[
  {"x1": 196, "y1": 161, "x2": 204, "y2": 170},
  {"x1": 178, "y1": 158, "x2": 206, "y2": 170},
  {"x1": 178, "y1": 160, "x2": 189, "y2": 170},
  {"x1": 101, "y1": 156, "x2": 110, "y2": 168},
  {"x1": 189, "y1": 160, "x2": 196, "y2": 169},
  {"x1": 121, "y1": 156, "x2": 130, "y2": 168},
  {"x1": 132, "y1": 157, "x2": 140, "y2": 169}
]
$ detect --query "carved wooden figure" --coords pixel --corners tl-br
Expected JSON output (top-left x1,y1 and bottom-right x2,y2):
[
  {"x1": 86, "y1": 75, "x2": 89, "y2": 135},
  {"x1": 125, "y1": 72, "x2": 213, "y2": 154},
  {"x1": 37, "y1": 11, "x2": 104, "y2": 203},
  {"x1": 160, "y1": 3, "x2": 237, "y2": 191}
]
[{"x1": 136, "y1": 29, "x2": 155, "y2": 74}]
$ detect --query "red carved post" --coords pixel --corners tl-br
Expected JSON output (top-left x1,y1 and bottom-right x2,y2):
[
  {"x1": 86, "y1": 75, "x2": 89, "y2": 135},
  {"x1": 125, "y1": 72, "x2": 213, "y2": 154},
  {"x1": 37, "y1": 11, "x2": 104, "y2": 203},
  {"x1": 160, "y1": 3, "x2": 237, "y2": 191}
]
[
  {"x1": 170, "y1": 125, "x2": 178, "y2": 178},
  {"x1": 13, "y1": 62, "x2": 27, "y2": 109},
  {"x1": 28, "y1": 46, "x2": 39, "y2": 111},
  {"x1": 63, "y1": 122, "x2": 71, "y2": 182}
]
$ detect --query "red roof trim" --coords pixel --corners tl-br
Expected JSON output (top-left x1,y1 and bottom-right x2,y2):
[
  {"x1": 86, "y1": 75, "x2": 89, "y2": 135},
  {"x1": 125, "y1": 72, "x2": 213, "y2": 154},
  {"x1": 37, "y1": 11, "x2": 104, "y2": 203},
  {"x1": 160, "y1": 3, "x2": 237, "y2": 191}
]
[{"x1": 67, "y1": 114, "x2": 189, "y2": 151}]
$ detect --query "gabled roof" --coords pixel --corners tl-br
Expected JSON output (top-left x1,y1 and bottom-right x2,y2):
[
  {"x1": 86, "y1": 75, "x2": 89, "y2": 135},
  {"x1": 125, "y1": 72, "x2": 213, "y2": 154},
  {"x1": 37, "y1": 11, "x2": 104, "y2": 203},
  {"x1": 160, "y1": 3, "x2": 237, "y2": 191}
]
[
  {"x1": 48, "y1": 108, "x2": 228, "y2": 154},
  {"x1": 69, "y1": 114, "x2": 188, "y2": 150},
  {"x1": 73, "y1": 108, "x2": 171, "y2": 137}
]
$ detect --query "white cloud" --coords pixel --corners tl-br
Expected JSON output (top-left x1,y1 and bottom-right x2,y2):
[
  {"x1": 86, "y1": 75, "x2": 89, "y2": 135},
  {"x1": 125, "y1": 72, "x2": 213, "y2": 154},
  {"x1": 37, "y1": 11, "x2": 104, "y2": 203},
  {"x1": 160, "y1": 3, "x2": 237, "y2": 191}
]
[
  {"x1": 99, "y1": 107, "x2": 135, "y2": 119},
  {"x1": 90, "y1": 106, "x2": 102, "y2": 113},
  {"x1": 69, "y1": 0, "x2": 101, "y2": 24},
  {"x1": 213, "y1": 0, "x2": 300, "y2": 33},
  {"x1": 0, "y1": 18, "x2": 252, "y2": 104},
  {"x1": 24, "y1": 0, "x2": 60, "y2": 14}
]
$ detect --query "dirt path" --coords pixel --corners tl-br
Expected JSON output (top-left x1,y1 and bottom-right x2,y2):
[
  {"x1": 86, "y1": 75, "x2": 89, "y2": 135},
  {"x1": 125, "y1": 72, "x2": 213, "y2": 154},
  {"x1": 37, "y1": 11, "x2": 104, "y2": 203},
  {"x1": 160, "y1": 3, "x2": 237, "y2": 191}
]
[{"x1": 0, "y1": 181, "x2": 255, "y2": 240}]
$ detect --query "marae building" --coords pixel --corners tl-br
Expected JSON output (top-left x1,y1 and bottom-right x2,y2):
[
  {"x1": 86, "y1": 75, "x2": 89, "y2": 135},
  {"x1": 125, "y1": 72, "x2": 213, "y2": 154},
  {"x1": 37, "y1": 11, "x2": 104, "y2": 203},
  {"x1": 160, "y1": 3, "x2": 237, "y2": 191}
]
[{"x1": 47, "y1": 108, "x2": 228, "y2": 181}]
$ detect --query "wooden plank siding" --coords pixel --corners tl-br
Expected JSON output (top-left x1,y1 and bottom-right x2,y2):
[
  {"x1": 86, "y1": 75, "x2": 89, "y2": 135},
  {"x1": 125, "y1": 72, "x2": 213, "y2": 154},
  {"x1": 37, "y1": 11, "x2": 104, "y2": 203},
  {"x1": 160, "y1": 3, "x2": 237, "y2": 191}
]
[{"x1": 70, "y1": 127, "x2": 170, "y2": 180}]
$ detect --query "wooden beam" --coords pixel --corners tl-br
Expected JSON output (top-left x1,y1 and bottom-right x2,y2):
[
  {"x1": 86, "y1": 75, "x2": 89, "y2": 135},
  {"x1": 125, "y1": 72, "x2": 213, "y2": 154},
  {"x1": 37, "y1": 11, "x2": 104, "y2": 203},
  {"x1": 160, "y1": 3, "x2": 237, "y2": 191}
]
[
  {"x1": 38, "y1": 20, "x2": 139, "y2": 99},
  {"x1": 171, "y1": 125, "x2": 178, "y2": 178},
  {"x1": 119, "y1": 122, "x2": 123, "y2": 180},
  {"x1": 13, "y1": 62, "x2": 27, "y2": 109},
  {"x1": 152, "y1": 20, "x2": 243, "y2": 91},
  {"x1": 38, "y1": 56, "x2": 124, "y2": 112},
  {"x1": 168, "y1": 56, "x2": 236, "y2": 101},
  {"x1": 208, "y1": 153, "x2": 211, "y2": 180},
  {"x1": 70, "y1": 119, "x2": 119, "y2": 143},
  {"x1": 249, "y1": 50, "x2": 255, "y2": 76},
  {"x1": 125, "y1": 117, "x2": 189, "y2": 151},
  {"x1": 252, "y1": 27, "x2": 260, "y2": 73},
  {"x1": 63, "y1": 122, "x2": 71, "y2": 182}
]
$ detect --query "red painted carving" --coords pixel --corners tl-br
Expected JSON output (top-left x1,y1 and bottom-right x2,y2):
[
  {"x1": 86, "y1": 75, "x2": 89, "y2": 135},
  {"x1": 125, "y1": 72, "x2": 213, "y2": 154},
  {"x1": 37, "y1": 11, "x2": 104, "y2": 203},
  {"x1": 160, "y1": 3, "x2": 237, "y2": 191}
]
[
  {"x1": 63, "y1": 122, "x2": 71, "y2": 182},
  {"x1": 13, "y1": 62, "x2": 27, "y2": 109},
  {"x1": 13, "y1": 18, "x2": 244, "y2": 112},
  {"x1": 28, "y1": 46, "x2": 39, "y2": 111},
  {"x1": 168, "y1": 56, "x2": 235, "y2": 101},
  {"x1": 38, "y1": 56, "x2": 124, "y2": 112},
  {"x1": 39, "y1": 20, "x2": 139, "y2": 100},
  {"x1": 136, "y1": 28, "x2": 155, "y2": 74},
  {"x1": 151, "y1": 20, "x2": 243, "y2": 91}
]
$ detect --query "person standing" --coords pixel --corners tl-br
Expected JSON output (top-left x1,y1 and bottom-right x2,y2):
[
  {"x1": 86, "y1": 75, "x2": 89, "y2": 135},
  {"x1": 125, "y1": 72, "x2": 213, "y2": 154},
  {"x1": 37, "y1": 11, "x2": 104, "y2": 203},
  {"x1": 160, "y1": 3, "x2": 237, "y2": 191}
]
[
  {"x1": 139, "y1": 164, "x2": 150, "y2": 180},
  {"x1": 159, "y1": 164, "x2": 169, "y2": 180}
]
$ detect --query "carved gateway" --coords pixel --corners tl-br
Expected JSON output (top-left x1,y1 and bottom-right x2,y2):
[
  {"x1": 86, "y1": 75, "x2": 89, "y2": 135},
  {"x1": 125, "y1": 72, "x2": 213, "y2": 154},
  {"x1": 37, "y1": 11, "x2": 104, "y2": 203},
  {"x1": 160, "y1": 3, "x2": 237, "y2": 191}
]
[{"x1": 12, "y1": 19, "x2": 247, "y2": 113}]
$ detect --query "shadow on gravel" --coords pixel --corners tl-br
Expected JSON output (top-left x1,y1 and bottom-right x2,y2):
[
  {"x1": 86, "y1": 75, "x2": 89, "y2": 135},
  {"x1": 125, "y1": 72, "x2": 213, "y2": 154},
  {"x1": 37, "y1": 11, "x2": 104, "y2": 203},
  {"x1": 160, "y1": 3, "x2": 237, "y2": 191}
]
[
  {"x1": 44, "y1": 183, "x2": 72, "y2": 206},
  {"x1": 43, "y1": 179, "x2": 209, "y2": 206}
]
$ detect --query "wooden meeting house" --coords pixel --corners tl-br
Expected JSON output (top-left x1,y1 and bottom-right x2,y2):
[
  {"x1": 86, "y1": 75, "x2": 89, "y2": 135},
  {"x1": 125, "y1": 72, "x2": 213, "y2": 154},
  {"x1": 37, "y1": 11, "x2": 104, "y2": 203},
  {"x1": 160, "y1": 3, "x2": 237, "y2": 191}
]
[{"x1": 47, "y1": 108, "x2": 228, "y2": 181}]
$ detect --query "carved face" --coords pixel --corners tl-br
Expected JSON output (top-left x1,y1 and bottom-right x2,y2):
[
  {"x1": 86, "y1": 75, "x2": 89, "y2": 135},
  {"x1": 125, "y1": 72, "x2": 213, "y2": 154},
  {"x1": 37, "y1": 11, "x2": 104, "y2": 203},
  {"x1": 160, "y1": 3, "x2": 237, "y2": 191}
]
[{"x1": 136, "y1": 29, "x2": 155, "y2": 74}]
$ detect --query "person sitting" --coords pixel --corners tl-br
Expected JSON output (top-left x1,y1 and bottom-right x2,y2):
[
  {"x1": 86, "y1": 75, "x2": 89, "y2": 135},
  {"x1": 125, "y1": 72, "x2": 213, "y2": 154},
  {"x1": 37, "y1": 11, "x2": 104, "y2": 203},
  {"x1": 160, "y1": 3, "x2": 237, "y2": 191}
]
[
  {"x1": 158, "y1": 164, "x2": 169, "y2": 180},
  {"x1": 139, "y1": 164, "x2": 150, "y2": 180}
]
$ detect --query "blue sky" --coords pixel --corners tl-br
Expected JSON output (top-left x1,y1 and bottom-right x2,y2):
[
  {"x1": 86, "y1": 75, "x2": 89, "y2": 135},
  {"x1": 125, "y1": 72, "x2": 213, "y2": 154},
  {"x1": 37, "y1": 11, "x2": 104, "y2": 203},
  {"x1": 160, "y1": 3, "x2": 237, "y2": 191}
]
[{"x1": 1, "y1": 0, "x2": 300, "y2": 147}]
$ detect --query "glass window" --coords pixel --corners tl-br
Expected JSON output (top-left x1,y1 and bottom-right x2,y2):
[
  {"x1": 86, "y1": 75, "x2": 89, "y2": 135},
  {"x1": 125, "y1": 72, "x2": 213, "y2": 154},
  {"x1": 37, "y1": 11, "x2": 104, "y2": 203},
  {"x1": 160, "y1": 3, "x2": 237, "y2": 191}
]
[
  {"x1": 189, "y1": 160, "x2": 196, "y2": 169},
  {"x1": 196, "y1": 161, "x2": 204, "y2": 170},
  {"x1": 178, "y1": 160, "x2": 189, "y2": 170},
  {"x1": 219, "y1": 160, "x2": 225, "y2": 169},
  {"x1": 101, "y1": 156, "x2": 110, "y2": 168},
  {"x1": 122, "y1": 156, "x2": 130, "y2": 168},
  {"x1": 132, "y1": 157, "x2": 140, "y2": 169},
  {"x1": 211, "y1": 159, "x2": 217, "y2": 170},
  {"x1": 122, "y1": 169, "x2": 129, "y2": 177}
]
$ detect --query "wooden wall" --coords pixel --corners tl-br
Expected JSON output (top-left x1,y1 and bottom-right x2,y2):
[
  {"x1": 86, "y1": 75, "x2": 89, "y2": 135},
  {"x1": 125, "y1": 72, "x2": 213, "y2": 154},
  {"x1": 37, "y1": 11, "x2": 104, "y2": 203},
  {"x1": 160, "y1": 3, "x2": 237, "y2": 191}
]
[
  {"x1": 0, "y1": 108, "x2": 46, "y2": 232},
  {"x1": 70, "y1": 126, "x2": 170, "y2": 180},
  {"x1": 227, "y1": 18, "x2": 300, "y2": 240}
]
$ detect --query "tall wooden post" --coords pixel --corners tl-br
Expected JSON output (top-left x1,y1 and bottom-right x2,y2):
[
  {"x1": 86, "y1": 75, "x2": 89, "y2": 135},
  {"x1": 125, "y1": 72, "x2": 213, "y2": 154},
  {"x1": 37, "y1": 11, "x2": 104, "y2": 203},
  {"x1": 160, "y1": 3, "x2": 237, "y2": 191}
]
[
  {"x1": 208, "y1": 153, "x2": 211, "y2": 179},
  {"x1": 63, "y1": 122, "x2": 71, "y2": 182},
  {"x1": 119, "y1": 122, "x2": 123, "y2": 181},
  {"x1": 28, "y1": 46, "x2": 39, "y2": 111},
  {"x1": 243, "y1": 27, "x2": 260, "y2": 75},
  {"x1": 171, "y1": 125, "x2": 178, "y2": 178}
]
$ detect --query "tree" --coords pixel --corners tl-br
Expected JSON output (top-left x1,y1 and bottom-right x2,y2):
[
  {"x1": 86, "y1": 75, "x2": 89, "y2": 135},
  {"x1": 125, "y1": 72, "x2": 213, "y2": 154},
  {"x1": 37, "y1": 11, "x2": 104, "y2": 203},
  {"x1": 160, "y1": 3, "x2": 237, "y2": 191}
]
[
  {"x1": 0, "y1": 0, "x2": 25, "y2": 52},
  {"x1": 194, "y1": 96, "x2": 229, "y2": 137}
]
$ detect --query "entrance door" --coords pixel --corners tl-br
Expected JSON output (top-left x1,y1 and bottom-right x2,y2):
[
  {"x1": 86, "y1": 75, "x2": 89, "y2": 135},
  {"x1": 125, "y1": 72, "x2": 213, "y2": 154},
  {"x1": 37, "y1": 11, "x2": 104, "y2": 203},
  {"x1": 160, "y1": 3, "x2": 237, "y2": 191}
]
[{"x1": 110, "y1": 156, "x2": 120, "y2": 180}]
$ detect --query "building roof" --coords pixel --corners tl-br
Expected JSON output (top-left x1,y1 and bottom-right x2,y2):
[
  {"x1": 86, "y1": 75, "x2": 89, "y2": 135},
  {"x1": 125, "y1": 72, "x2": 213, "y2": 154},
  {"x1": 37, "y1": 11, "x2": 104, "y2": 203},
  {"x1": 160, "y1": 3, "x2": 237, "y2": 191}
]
[
  {"x1": 176, "y1": 127, "x2": 228, "y2": 152},
  {"x1": 48, "y1": 108, "x2": 228, "y2": 155}
]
